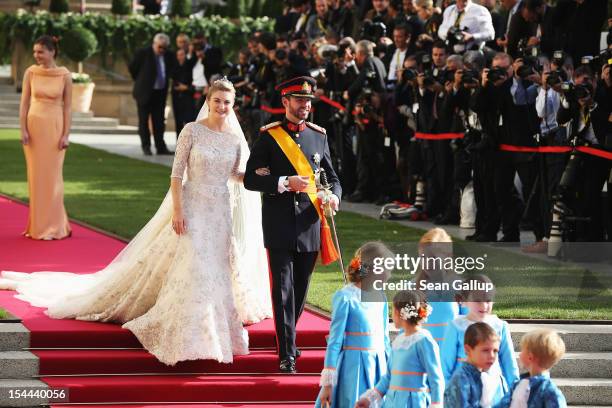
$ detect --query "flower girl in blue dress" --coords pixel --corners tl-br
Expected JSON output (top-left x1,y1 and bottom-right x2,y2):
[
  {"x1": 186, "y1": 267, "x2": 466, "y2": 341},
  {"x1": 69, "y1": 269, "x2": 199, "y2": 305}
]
[
  {"x1": 316, "y1": 242, "x2": 393, "y2": 408},
  {"x1": 440, "y1": 275, "x2": 519, "y2": 407},
  {"x1": 355, "y1": 290, "x2": 445, "y2": 408},
  {"x1": 414, "y1": 228, "x2": 466, "y2": 346}
]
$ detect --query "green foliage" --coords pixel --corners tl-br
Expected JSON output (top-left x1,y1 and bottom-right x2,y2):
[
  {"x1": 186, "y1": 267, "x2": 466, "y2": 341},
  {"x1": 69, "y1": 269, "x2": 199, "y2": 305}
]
[
  {"x1": 0, "y1": 11, "x2": 274, "y2": 64},
  {"x1": 111, "y1": 0, "x2": 132, "y2": 15},
  {"x1": 49, "y1": 0, "x2": 69, "y2": 13},
  {"x1": 62, "y1": 26, "x2": 98, "y2": 63},
  {"x1": 170, "y1": 0, "x2": 192, "y2": 17}
]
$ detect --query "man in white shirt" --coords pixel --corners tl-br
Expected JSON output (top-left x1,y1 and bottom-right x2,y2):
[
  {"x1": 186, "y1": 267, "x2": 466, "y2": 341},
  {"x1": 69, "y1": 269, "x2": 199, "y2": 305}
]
[
  {"x1": 386, "y1": 25, "x2": 411, "y2": 84},
  {"x1": 438, "y1": 0, "x2": 495, "y2": 51}
]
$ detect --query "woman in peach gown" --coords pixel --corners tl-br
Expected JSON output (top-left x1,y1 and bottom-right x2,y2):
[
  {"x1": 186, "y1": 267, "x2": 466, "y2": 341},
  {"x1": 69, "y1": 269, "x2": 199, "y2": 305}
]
[{"x1": 19, "y1": 35, "x2": 72, "y2": 240}]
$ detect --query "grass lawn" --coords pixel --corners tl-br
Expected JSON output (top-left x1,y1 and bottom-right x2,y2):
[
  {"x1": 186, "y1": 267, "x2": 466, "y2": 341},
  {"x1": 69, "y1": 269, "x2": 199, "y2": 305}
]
[
  {"x1": 1, "y1": 129, "x2": 610, "y2": 319},
  {"x1": 0, "y1": 308, "x2": 9, "y2": 319}
]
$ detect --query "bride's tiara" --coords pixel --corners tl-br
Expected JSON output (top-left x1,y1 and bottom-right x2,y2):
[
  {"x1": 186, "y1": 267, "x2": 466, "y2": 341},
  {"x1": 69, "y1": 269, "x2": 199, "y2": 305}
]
[{"x1": 212, "y1": 76, "x2": 235, "y2": 90}]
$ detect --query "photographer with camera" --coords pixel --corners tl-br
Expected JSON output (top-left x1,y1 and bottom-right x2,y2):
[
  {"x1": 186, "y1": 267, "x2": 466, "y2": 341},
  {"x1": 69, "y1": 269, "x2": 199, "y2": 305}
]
[
  {"x1": 554, "y1": 65, "x2": 610, "y2": 242},
  {"x1": 384, "y1": 24, "x2": 413, "y2": 87},
  {"x1": 306, "y1": 0, "x2": 333, "y2": 41},
  {"x1": 469, "y1": 53, "x2": 510, "y2": 241},
  {"x1": 496, "y1": 54, "x2": 545, "y2": 244},
  {"x1": 346, "y1": 40, "x2": 388, "y2": 202},
  {"x1": 395, "y1": 55, "x2": 421, "y2": 202},
  {"x1": 411, "y1": 46, "x2": 465, "y2": 222},
  {"x1": 438, "y1": 0, "x2": 495, "y2": 53},
  {"x1": 506, "y1": 0, "x2": 560, "y2": 59},
  {"x1": 364, "y1": 0, "x2": 396, "y2": 34},
  {"x1": 319, "y1": 38, "x2": 360, "y2": 195}
]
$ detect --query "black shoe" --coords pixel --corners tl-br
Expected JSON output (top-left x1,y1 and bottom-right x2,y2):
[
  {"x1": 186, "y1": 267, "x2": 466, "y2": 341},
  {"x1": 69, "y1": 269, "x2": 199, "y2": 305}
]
[
  {"x1": 157, "y1": 149, "x2": 174, "y2": 155},
  {"x1": 142, "y1": 147, "x2": 152, "y2": 156},
  {"x1": 279, "y1": 357, "x2": 296, "y2": 373},
  {"x1": 296, "y1": 349, "x2": 301, "y2": 358},
  {"x1": 465, "y1": 233, "x2": 478, "y2": 241}
]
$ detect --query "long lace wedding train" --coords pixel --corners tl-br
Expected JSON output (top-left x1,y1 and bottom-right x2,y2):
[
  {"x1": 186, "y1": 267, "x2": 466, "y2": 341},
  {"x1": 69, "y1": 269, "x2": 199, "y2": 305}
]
[{"x1": 1, "y1": 121, "x2": 272, "y2": 366}]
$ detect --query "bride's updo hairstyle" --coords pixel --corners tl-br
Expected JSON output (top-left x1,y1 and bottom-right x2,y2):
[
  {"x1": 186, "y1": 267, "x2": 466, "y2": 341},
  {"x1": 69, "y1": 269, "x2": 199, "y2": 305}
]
[{"x1": 206, "y1": 77, "x2": 236, "y2": 101}]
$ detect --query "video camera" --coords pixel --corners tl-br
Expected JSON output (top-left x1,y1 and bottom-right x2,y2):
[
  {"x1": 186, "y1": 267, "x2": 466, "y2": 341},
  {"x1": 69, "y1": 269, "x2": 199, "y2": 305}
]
[
  {"x1": 559, "y1": 81, "x2": 593, "y2": 101},
  {"x1": 580, "y1": 49, "x2": 612, "y2": 73},
  {"x1": 488, "y1": 67, "x2": 508, "y2": 83},
  {"x1": 360, "y1": 21, "x2": 387, "y2": 43},
  {"x1": 446, "y1": 26, "x2": 469, "y2": 53}
]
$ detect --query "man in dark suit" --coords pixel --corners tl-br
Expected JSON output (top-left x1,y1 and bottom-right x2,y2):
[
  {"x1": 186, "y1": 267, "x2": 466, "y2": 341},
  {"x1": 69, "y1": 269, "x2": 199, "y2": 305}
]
[
  {"x1": 139, "y1": 0, "x2": 161, "y2": 14},
  {"x1": 129, "y1": 33, "x2": 176, "y2": 155},
  {"x1": 244, "y1": 76, "x2": 342, "y2": 374}
]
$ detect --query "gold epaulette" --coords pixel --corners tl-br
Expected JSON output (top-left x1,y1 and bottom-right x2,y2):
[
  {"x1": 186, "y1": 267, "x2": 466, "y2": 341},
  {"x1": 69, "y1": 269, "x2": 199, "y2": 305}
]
[
  {"x1": 260, "y1": 121, "x2": 282, "y2": 132},
  {"x1": 305, "y1": 121, "x2": 327, "y2": 135}
]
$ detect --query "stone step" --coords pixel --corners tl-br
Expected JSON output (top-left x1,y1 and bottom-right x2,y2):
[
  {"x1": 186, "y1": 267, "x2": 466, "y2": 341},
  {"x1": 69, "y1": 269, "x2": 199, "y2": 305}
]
[
  {"x1": 510, "y1": 323, "x2": 612, "y2": 353},
  {"x1": 0, "y1": 123, "x2": 137, "y2": 135},
  {"x1": 0, "y1": 117, "x2": 119, "y2": 128},
  {"x1": 0, "y1": 100, "x2": 20, "y2": 107},
  {"x1": 0, "y1": 351, "x2": 38, "y2": 379},
  {"x1": 0, "y1": 107, "x2": 94, "y2": 119},
  {"x1": 551, "y1": 352, "x2": 612, "y2": 379},
  {"x1": 0, "y1": 324, "x2": 28, "y2": 352},
  {"x1": 0, "y1": 88, "x2": 18, "y2": 96},
  {"x1": 557, "y1": 378, "x2": 612, "y2": 406},
  {"x1": 0, "y1": 379, "x2": 48, "y2": 407}
]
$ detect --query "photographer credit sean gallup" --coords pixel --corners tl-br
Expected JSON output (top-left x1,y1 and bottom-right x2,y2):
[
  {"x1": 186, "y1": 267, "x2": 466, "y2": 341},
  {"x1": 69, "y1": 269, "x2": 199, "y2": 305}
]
[{"x1": 373, "y1": 277, "x2": 495, "y2": 293}]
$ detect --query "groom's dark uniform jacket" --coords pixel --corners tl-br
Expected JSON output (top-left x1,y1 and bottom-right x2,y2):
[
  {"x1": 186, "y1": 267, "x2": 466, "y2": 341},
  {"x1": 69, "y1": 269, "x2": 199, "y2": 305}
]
[
  {"x1": 244, "y1": 119, "x2": 342, "y2": 251},
  {"x1": 244, "y1": 77, "x2": 342, "y2": 362}
]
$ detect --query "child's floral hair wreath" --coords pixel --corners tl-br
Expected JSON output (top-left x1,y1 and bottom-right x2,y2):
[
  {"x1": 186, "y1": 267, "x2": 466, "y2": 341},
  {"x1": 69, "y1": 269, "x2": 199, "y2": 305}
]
[
  {"x1": 349, "y1": 255, "x2": 369, "y2": 278},
  {"x1": 400, "y1": 303, "x2": 432, "y2": 321}
]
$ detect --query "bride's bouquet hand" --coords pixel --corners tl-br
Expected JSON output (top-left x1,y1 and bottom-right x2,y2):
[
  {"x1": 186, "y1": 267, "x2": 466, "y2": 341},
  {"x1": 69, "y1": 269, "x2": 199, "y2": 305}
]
[{"x1": 172, "y1": 211, "x2": 187, "y2": 235}]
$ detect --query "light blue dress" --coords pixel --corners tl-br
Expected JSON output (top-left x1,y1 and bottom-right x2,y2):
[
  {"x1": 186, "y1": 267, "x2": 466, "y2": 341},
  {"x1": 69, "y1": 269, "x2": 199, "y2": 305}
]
[
  {"x1": 372, "y1": 330, "x2": 445, "y2": 408},
  {"x1": 315, "y1": 284, "x2": 391, "y2": 408},
  {"x1": 440, "y1": 315, "x2": 519, "y2": 406},
  {"x1": 495, "y1": 372, "x2": 567, "y2": 408},
  {"x1": 422, "y1": 302, "x2": 463, "y2": 346},
  {"x1": 444, "y1": 362, "x2": 484, "y2": 408}
]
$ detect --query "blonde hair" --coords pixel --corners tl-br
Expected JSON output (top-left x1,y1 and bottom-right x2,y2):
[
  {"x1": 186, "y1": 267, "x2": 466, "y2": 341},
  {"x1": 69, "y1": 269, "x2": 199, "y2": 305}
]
[
  {"x1": 521, "y1": 329, "x2": 566, "y2": 369},
  {"x1": 415, "y1": 228, "x2": 453, "y2": 283},
  {"x1": 414, "y1": 0, "x2": 434, "y2": 9},
  {"x1": 206, "y1": 77, "x2": 236, "y2": 101}
]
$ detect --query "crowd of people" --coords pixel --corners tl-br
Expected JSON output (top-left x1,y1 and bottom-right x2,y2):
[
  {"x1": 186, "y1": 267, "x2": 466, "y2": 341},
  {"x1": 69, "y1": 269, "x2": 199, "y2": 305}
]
[{"x1": 132, "y1": 0, "x2": 611, "y2": 251}]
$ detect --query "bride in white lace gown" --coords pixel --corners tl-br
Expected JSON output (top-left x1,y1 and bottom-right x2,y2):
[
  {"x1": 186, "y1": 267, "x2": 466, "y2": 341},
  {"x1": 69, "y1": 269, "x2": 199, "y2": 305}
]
[{"x1": 0, "y1": 79, "x2": 272, "y2": 366}]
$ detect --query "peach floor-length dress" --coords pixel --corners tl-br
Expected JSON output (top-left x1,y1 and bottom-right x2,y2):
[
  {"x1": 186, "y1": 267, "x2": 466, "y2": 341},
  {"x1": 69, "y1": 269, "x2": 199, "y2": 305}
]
[{"x1": 23, "y1": 65, "x2": 71, "y2": 240}]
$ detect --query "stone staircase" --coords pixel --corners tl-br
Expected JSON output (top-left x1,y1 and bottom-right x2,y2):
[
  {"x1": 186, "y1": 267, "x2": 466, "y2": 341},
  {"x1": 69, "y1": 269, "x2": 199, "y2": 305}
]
[
  {"x1": 1, "y1": 321, "x2": 611, "y2": 407},
  {"x1": 0, "y1": 78, "x2": 137, "y2": 135}
]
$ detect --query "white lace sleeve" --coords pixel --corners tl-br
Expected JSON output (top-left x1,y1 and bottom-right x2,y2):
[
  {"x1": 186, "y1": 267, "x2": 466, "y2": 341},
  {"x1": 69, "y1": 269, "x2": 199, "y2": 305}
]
[
  {"x1": 358, "y1": 389, "x2": 383, "y2": 408},
  {"x1": 230, "y1": 140, "x2": 244, "y2": 182},
  {"x1": 171, "y1": 124, "x2": 193, "y2": 179},
  {"x1": 319, "y1": 367, "x2": 338, "y2": 387}
]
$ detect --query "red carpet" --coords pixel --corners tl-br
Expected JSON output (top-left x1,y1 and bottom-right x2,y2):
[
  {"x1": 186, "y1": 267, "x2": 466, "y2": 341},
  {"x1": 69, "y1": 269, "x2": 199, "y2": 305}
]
[{"x1": 0, "y1": 196, "x2": 329, "y2": 406}]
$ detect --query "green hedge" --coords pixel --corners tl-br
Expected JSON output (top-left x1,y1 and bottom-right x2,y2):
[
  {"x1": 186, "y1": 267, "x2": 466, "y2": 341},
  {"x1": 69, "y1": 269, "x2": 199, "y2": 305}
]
[{"x1": 0, "y1": 10, "x2": 274, "y2": 65}]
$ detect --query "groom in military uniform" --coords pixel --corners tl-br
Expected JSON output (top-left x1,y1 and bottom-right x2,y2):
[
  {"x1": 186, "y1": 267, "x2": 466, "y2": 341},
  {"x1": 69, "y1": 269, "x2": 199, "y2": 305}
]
[{"x1": 244, "y1": 76, "x2": 342, "y2": 373}]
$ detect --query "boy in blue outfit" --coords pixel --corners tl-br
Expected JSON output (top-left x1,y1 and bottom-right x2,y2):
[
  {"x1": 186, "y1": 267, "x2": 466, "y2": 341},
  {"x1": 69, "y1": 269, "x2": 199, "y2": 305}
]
[
  {"x1": 496, "y1": 329, "x2": 567, "y2": 408},
  {"x1": 445, "y1": 322, "x2": 501, "y2": 407}
]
